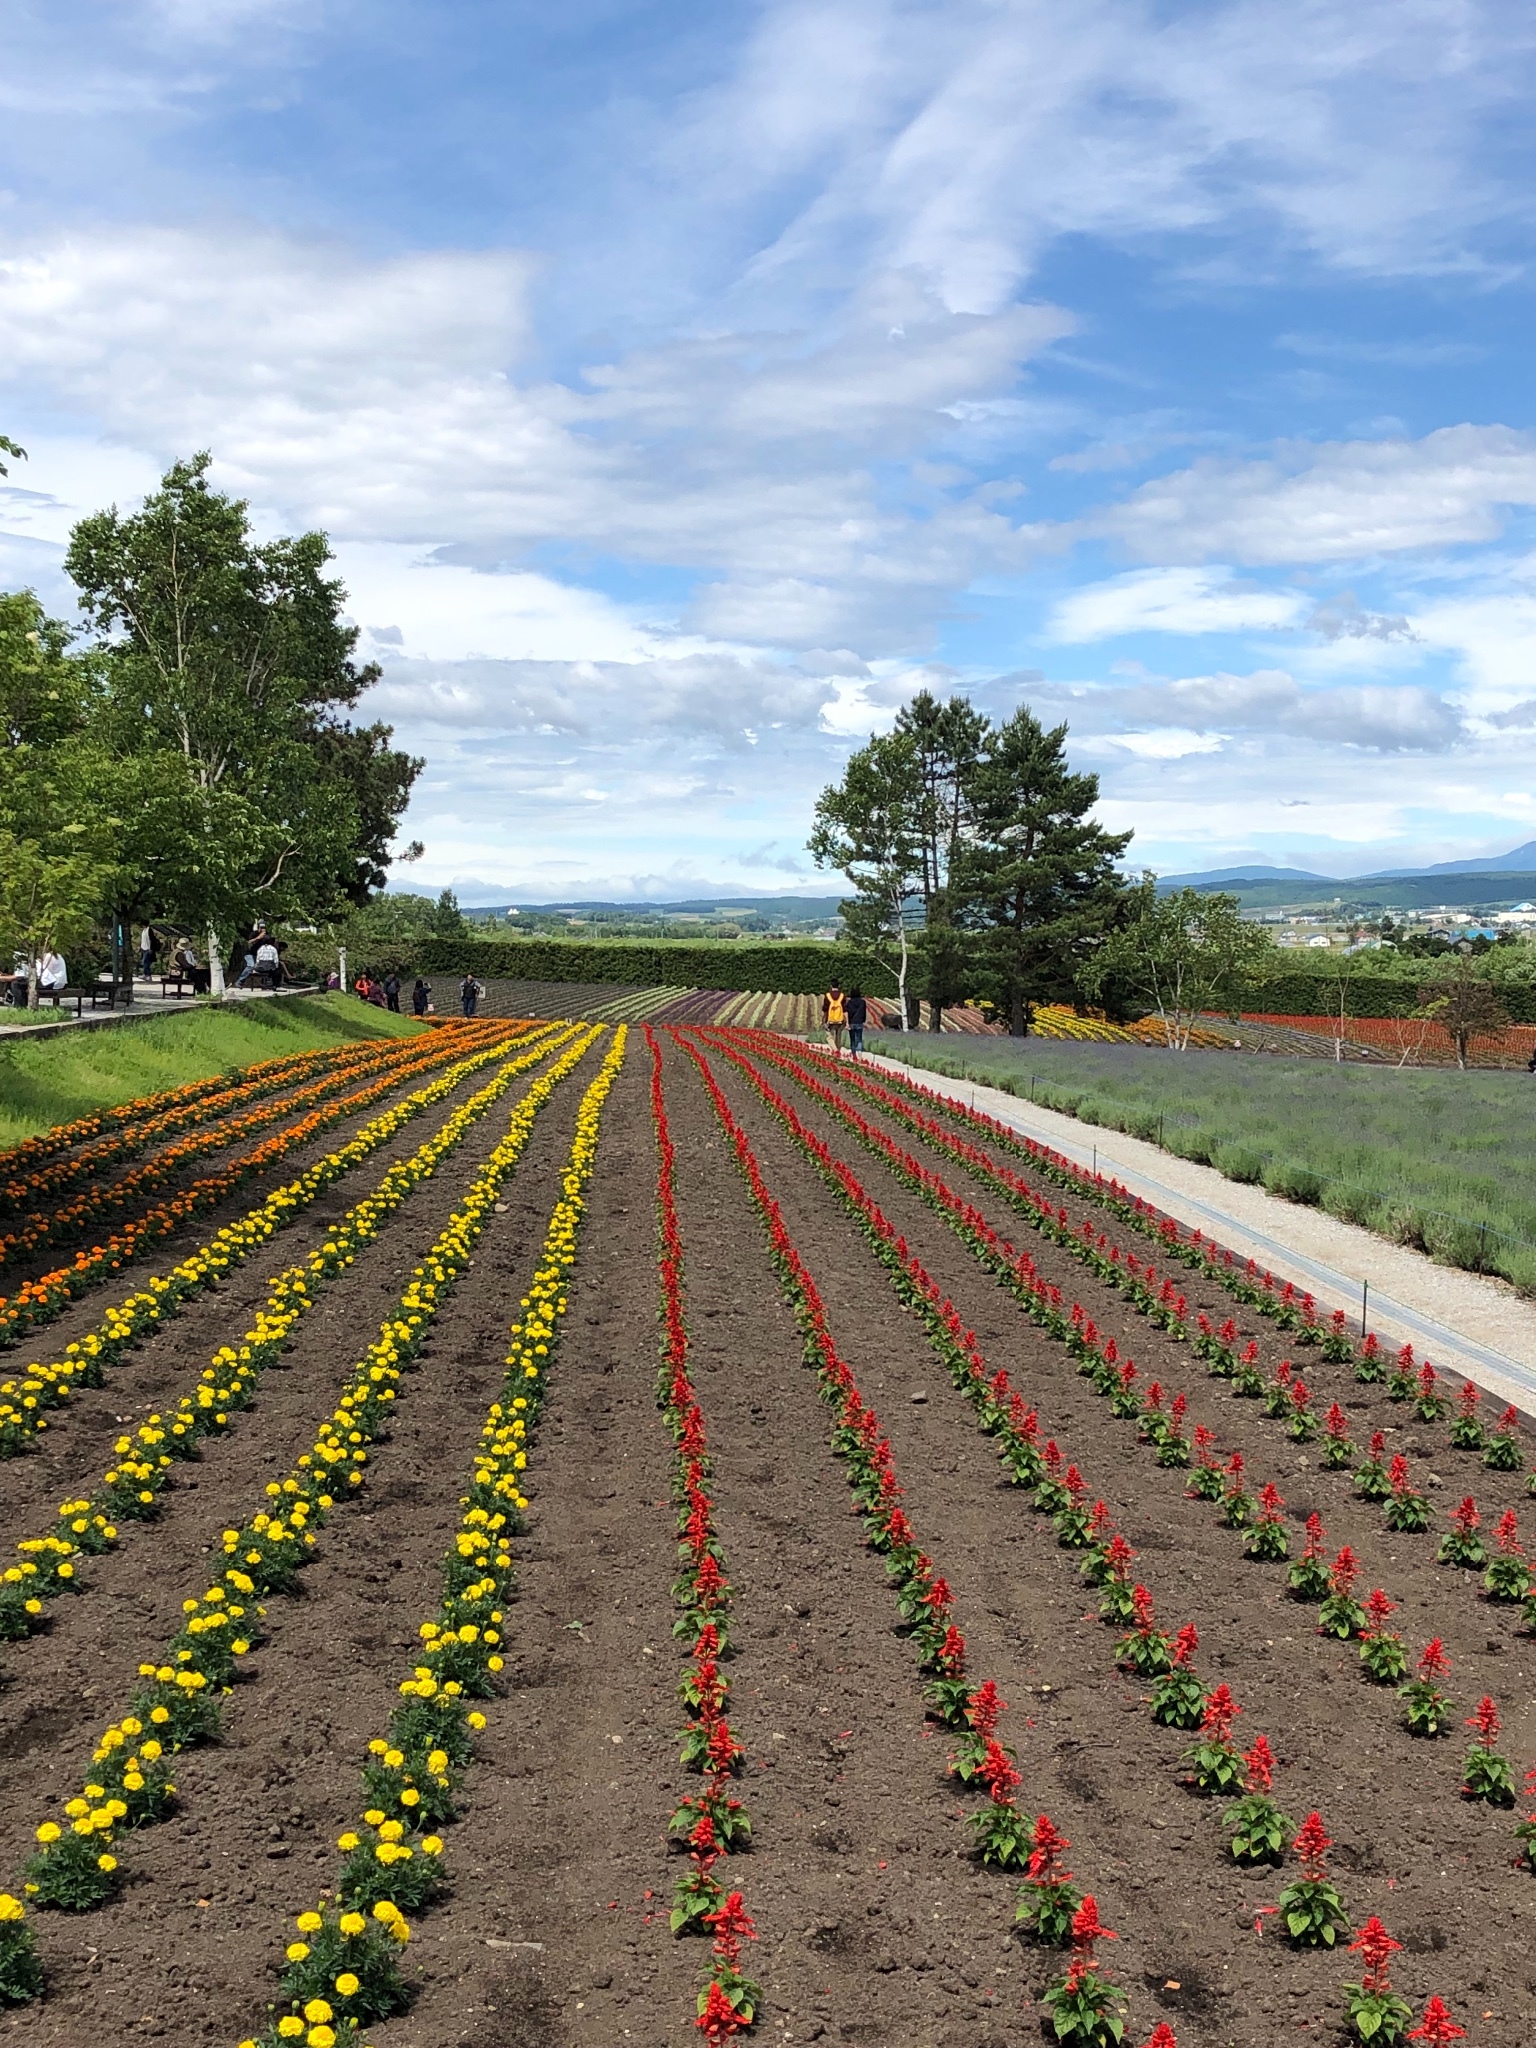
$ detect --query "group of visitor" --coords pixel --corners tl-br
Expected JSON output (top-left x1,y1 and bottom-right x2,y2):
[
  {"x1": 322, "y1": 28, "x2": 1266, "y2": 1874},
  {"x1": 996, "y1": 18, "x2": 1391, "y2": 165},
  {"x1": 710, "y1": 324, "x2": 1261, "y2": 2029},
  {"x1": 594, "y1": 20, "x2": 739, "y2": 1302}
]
[{"x1": 821, "y1": 984, "x2": 869, "y2": 1054}]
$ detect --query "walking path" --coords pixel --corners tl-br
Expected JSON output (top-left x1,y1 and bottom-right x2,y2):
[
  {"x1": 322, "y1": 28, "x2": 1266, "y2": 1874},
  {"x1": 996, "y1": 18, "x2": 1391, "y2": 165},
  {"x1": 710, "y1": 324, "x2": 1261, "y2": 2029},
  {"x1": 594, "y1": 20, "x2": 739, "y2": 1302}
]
[{"x1": 866, "y1": 1051, "x2": 1536, "y2": 1418}]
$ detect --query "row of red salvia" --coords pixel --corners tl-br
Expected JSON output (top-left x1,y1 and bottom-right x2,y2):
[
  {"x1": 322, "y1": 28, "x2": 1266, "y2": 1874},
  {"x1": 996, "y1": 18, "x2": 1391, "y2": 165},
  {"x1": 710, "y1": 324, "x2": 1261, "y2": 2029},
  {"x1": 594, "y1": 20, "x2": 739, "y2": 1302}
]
[
  {"x1": 682, "y1": 1028, "x2": 1185, "y2": 2048},
  {"x1": 643, "y1": 1027, "x2": 761, "y2": 2046},
  {"x1": 702, "y1": 1027, "x2": 1482, "y2": 2043}
]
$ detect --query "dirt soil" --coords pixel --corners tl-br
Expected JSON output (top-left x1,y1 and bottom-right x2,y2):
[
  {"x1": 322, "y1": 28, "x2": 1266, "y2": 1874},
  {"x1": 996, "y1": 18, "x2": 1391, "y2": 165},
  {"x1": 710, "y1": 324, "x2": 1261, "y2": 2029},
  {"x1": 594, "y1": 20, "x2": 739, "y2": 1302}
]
[{"x1": 3, "y1": 1023, "x2": 1528, "y2": 2048}]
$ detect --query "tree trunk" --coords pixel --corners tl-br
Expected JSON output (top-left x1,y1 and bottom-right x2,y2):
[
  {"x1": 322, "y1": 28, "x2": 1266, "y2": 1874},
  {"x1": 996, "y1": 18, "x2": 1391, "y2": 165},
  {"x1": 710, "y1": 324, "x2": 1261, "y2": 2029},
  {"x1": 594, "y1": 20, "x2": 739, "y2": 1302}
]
[
  {"x1": 207, "y1": 925, "x2": 226, "y2": 1003},
  {"x1": 26, "y1": 961, "x2": 38, "y2": 1011},
  {"x1": 1011, "y1": 986, "x2": 1027, "y2": 1036}
]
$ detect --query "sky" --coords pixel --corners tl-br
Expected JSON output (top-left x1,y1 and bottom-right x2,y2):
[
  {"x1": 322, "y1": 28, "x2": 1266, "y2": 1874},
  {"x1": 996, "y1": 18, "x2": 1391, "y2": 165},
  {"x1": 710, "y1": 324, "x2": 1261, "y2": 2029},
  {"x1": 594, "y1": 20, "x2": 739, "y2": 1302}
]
[{"x1": 5, "y1": 1, "x2": 1536, "y2": 899}]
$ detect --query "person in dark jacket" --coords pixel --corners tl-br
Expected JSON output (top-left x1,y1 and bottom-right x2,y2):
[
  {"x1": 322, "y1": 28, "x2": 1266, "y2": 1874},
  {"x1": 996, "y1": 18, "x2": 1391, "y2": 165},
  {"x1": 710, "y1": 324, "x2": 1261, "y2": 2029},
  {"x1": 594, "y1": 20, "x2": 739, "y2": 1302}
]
[
  {"x1": 460, "y1": 973, "x2": 483, "y2": 1018},
  {"x1": 383, "y1": 971, "x2": 402, "y2": 1013},
  {"x1": 847, "y1": 988, "x2": 868, "y2": 1056},
  {"x1": 412, "y1": 977, "x2": 432, "y2": 1017}
]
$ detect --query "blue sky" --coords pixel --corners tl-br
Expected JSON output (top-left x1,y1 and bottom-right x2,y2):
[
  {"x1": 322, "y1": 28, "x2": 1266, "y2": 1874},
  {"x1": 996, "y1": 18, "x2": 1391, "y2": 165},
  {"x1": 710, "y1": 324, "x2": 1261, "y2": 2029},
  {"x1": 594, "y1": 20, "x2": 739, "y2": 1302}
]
[{"x1": 5, "y1": 1, "x2": 1536, "y2": 897}]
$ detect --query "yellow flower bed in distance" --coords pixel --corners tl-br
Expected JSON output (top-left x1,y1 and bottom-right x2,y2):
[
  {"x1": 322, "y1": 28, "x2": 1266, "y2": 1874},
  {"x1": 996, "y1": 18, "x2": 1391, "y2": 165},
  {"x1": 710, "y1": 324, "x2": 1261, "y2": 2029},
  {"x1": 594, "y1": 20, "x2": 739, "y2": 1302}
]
[{"x1": 0, "y1": 1024, "x2": 550, "y2": 1456}]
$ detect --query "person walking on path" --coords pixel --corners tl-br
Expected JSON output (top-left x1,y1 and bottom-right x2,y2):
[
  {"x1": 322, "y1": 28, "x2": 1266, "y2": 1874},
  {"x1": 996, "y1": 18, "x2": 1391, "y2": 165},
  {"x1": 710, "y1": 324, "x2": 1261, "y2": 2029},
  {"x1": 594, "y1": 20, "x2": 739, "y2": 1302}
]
[
  {"x1": 846, "y1": 987, "x2": 867, "y2": 1057},
  {"x1": 383, "y1": 970, "x2": 402, "y2": 1013},
  {"x1": 460, "y1": 972, "x2": 484, "y2": 1019},
  {"x1": 822, "y1": 984, "x2": 847, "y2": 1051},
  {"x1": 412, "y1": 976, "x2": 432, "y2": 1017}
]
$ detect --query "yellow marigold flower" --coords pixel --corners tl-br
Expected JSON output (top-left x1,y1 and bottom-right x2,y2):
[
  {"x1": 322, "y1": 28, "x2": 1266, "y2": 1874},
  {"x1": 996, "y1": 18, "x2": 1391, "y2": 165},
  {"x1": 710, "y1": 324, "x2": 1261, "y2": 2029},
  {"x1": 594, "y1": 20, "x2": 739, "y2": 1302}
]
[
  {"x1": 363, "y1": 1809, "x2": 385, "y2": 1827},
  {"x1": 277, "y1": 2021, "x2": 305, "y2": 2040},
  {"x1": 302, "y1": 1999, "x2": 333, "y2": 2024},
  {"x1": 35, "y1": 1823, "x2": 60, "y2": 1844},
  {"x1": 0, "y1": 1894, "x2": 25, "y2": 1922},
  {"x1": 338, "y1": 1911, "x2": 367, "y2": 1937},
  {"x1": 97, "y1": 1854, "x2": 117, "y2": 1872},
  {"x1": 337, "y1": 1832, "x2": 360, "y2": 1851},
  {"x1": 421, "y1": 1835, "x2": 443, "y2": 1856},
  {"x1": 65, "y1": 1798, "x2": 89, "y2": 1819},
  {"x1": 296, "y1": 1910, "x2": 324, "y2": 1933},
  {"x1": 372, "y1": 1900, "x2": 400, "y2": 1923},
  {"x1": 286, "y1": 1942, "x2": 310, "y2": 1962},
  {"x1": 378, "y1": 1819, "x2": 404, "y2": 1843}
]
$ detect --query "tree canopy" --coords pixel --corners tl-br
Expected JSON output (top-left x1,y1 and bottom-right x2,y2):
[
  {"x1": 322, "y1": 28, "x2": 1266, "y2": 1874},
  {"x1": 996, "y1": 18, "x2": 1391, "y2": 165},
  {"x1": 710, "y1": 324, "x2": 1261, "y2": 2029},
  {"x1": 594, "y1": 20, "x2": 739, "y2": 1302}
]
[
  {"x1": 0, "y1": 452, "x2": 423, "y2": 1004},
  {"x1": 810, "y1": 690, "x2": 1133, "y2": 1029}
]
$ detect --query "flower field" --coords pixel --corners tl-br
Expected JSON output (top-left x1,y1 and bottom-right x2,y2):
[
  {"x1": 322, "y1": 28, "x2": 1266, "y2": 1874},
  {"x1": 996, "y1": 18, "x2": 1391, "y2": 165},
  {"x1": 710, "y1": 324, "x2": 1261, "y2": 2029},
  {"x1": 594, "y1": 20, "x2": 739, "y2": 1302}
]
[{"x1": 0, "y1": 1016, "x2": 1531, "y2": 2046}]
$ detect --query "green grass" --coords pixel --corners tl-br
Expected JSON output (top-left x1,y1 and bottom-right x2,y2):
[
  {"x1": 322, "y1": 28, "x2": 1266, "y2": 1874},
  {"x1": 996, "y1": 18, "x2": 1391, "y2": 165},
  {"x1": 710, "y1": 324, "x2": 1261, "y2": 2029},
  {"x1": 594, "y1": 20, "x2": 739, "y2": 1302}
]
[
  {"x1": 0, "y1": 994, "x2": 424, "y2": 1147},
  {"x1": 869, "y1": 1033, "x2": 1536, "y2": 1293}
]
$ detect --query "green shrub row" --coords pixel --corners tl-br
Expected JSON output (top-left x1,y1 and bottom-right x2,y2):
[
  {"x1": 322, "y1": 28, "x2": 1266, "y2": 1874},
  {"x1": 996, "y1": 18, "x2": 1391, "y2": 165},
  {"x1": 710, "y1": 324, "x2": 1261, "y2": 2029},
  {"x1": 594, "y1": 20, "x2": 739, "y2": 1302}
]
[
  {"x1": 417, "y1": 933, "x2": 889, "y2": 996},
  {"x1": 1238, "y1": 965, "x2": 1536, "y2": 1021}
]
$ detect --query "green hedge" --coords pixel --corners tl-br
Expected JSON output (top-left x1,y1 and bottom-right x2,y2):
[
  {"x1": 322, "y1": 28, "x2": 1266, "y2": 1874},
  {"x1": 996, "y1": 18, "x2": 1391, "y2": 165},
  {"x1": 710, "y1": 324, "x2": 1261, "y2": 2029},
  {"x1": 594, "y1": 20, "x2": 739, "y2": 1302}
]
[
  {"x1": 418, "y1": 934, "x2": 889, "y2": 995},
  {"x1": 1241, "y1": 964, "x2": 1536, "y2": 1022}
]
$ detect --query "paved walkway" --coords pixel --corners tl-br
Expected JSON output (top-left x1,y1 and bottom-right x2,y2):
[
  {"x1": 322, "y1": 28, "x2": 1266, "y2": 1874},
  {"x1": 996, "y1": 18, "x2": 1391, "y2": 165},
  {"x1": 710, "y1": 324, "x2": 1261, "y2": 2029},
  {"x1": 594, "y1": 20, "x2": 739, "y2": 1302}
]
[
  {"x1": 0, "y1": 983, "x2": 319, "y2": 1041},
  {"x1": 866, "y1": 1052, "x2": 1536, "y2": 1418}
]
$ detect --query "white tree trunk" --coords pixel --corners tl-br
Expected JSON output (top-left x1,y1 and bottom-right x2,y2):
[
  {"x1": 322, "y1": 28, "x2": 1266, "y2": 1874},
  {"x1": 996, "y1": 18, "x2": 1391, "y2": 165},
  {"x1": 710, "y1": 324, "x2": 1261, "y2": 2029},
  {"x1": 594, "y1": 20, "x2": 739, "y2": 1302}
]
[
  {"x1": 339, "y1": 945, "x2": 348, "y2": 992},
  {"x1": 207, "y1": 925, "x2": 226, "y2": 1003}
]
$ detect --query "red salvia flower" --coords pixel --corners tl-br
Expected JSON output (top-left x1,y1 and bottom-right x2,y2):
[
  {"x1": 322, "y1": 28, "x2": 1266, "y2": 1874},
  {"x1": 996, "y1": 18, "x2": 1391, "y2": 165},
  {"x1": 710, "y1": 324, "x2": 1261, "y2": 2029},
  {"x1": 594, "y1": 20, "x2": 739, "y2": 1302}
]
[
  {"x1": 935, "y1": 1624, "x2": 967, "y2": 1675},
  {"x1": 1274, "y1": 1359, "x2": 1293, "y2": 1388},
  {"x1": 1244, "y1": 1734, "x2": 1275, "y2": 1793},
  {"x1": 1388, "y1": 1454, "x2": 1411, "y2": 1493},
  {"x1": 1459, "y1": 1380, "x2": 1480, "y2": 1417},
  {"x1": 919, "y1": 1576, "x2": 953, "y2": 1615},
  {"x1": 1193, "y1": 1424, "x2": 1217, "y2": 1462},
  {"x1": 1397, "y1": 1343, "x2": 1415, "y2": 1373},
  {"x1": 1497, "y1": 1404, "x2": 1519, "y2": 1435},
  {"x1": 1171, "y1": 1391, "x2": 1188, "y2": 1428},
  {"x1": 1201, "y1": 1683, "x2": 1240, "y2": 1742},
  {"x1": 1131, "y1": 1583, "x2": 1156, "y2": 1632},
  {"x1": 1325, "y1": 1402, "x2": 1349, "y2": 1439},
  {"x1": 694, "y1": 1622, "x2": 721, "y2": 1661},
  {"x1": 1419, "y1": 1637, "x2": 1451, "y2": 1679},
  {"x1": 965, "y1": 1679, "x2": 1006, "y2": 1739},
  {"x1": 1330, "y1": 1546, "x2": 1360, "y2": 1595},
  {"x1": 1407, "y1": 1995, "x2": 1466, "y2": 2041},
  {"x1": 1363, "y1": 1588, "x2": 1395, "y2": 1632},
  {"x1": 1349, "y1": 1915, "x2": 1402, "y2": 1993},
  {"x1": 1468, "y1": 1695, "x2": 1500, "y2": 1746},
  {"x1": 1171, "y1": 1622, "x2": 1199, "y2": 1667},
  {"x1": 697, "y1": 1980, "x2": 742, "y2": 2041},
  {"x1": 1289, "y1": 1378, "x2": 1309, "y2": 1411},
  {"x1": 1292, "y1": 1810, "x2": 1333, "y2": 1880},
  {"x1": 1043, "y1": 1440, "x2": 1064, "y2": 1477},
  {"x1": 980, "y1": 1737, "x2": 1022, "y2": 1805},
  {"x1": 1069, "y1": 1893, "x2": 1116, "y2": 1960},
  {"x1": 1450, "y1": 1495, "x2": 1479, "y2": 1535},
  {"x1": 1219, "y1": 1318, "x2": 1237, "y2": 1345},
  {"x1": 1088, "y1": 1499, "x2": 1113, "y2": 1540},
  {"x1": 704, "y1": 1889, "x2": 757, "y2": 1967},
  {"x1": 1369, "y1": 1430, "x2": 1386, "y2": 1459},
  {"x1": 689, "y1": 1813, "x2": 718, "y2": 1856},
  {"x1": 1225, "y1": 1451, "x2": 1245, "y2": 1483},
  {"x1": 1144, "y1": 1379, "x2": 1164, "y2": 1412},
  {"x1": 1258, "y1": 1480, "x2": 1285, "y2": 1520},
  {"x1": 1027, "y1": 1812, "x2": 1071, "y2": 1882},
  {"x1": 1105, "y1": 1533, "x2": 1136, "y2": 1578},
  {"x1": 1141, "y1": 2027, "x2": 1180, "y2": 2048},
  {"x1": 1419, "y1": 1362, "x2": 1439, "y2": 1398},
  {"x1": 1496, "y1": 1508, "x2": 1522, "y2": 1556},
  {"x1": 1063, "y1": 1464, "x2": 1087, "y2": 1503},
  {"x1": 1301, "y1": 1512, "x2": 1326, "y2": 1559}
]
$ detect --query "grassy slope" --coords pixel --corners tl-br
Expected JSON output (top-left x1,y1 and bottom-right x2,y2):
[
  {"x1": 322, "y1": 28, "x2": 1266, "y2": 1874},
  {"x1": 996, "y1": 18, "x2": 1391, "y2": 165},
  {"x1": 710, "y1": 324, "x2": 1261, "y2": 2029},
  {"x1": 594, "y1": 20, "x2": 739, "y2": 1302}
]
[
  {"x1": 0, "y1": 994, "x2": 424, "y2": 1147},
  {"x1": 868, "y1": 1033, "x2": 1536, "y2": 1290}
]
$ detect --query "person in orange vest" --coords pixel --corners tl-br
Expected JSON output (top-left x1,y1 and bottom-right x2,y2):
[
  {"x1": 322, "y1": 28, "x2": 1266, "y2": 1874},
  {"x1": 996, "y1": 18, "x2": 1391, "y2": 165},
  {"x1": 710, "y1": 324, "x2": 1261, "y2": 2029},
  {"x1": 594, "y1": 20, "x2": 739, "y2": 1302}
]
[{"x1": 822, "y1": 984, "x2": 847, "y2": 1051}]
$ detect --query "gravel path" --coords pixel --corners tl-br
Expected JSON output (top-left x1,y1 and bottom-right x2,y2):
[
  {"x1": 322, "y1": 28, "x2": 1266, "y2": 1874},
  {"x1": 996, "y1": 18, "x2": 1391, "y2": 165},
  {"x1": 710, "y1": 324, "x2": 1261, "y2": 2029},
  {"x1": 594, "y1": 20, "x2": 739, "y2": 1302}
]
[{"x1": 866, "y1": 1051, "x2": 1536, "y2": 1416}]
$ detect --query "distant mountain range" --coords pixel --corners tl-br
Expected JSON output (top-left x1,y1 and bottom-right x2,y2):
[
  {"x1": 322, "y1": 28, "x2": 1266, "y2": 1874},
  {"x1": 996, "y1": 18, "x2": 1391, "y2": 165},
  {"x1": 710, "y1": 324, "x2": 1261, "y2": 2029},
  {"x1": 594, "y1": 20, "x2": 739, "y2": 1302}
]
[{"x1": 1160, "y1": 840, "x2": 1536, "y2": 887}]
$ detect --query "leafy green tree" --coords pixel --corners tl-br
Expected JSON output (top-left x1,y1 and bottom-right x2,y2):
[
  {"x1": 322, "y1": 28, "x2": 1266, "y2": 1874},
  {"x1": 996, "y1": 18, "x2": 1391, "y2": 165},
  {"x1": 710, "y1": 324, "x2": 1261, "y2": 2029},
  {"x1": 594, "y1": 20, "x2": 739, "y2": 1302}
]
[
  {"x1": 954, "y1": 706, "x2": 1132, "y2": 1035},
  {"x1": 0, "y1": 830, "x2": 115, "y2": 1008},
  {"x1": 808, "y1": 730, "x2": 925, "y2": 1022},
  {"x1": 1417, "y1": 959, "x2": 1511, "y2": 1070},
  {"x1": 894, "y1": 690, "x2": 988, "y2": 1024},
  {"x1": 1082, "y1": 882, "x2": 1273, "y2": 1048},
  {"x1": 336, "y1": 890, "x2": 436, "y2": 979},
  {"x1": 63, "y1": 455, "x2": 421, "y2": 982},
  {"x1": 428, "y1": 888, "x2": 468, "y2": 939}
]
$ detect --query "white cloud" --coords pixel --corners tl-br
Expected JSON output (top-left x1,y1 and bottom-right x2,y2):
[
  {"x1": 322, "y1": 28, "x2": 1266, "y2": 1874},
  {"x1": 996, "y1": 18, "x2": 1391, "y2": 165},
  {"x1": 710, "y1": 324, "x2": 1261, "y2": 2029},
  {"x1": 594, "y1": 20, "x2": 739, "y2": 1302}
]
[
  {"x1": 1088, "y1": 425, "x2": 1536, "y2": 565},
  {"x1": 1098, "y1": 728, "x2": 1225, "y2": 759},
  {"x1": 0, "y1": 226, "x2": 1070, "y2": 651},
  {"x1": 1049, "y1": 566, "x2": 1304, "y2": 641}
]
